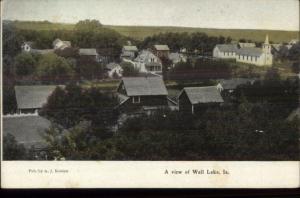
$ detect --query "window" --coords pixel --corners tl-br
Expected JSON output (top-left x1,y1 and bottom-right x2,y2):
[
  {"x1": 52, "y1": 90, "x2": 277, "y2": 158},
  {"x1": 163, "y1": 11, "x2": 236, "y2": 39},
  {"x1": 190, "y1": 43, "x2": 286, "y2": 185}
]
[
  {"x1": 132, "y1": 96, "x2": 140, "y2": 103},
  {"x1": 255, "y1": 57, "x2": 257, "y2": 62}
]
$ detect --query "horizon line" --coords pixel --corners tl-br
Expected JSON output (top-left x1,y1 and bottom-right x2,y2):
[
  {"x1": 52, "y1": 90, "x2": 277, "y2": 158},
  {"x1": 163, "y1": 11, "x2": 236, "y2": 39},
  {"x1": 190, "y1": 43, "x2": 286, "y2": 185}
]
[{"x1": 3, "y1": 19, "x2": 299, "y2": 32}]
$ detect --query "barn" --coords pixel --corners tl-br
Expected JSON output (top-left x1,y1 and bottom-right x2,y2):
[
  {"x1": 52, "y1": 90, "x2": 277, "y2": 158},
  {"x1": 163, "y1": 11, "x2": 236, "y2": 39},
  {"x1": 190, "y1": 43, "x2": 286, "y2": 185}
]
[{"x1": 178, "y1": 86, "x2": 224, "y2": 114}]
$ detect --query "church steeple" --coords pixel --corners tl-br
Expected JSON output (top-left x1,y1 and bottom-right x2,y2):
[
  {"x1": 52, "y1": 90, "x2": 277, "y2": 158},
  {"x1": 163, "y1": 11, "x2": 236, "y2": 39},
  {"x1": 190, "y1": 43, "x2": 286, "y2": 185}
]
[
  {"x1": 264, "y1": 34, "x2": 269, "y2": 44},
  {"x1": 263, "y1": 34, "x2": 271, "y2": 54}
]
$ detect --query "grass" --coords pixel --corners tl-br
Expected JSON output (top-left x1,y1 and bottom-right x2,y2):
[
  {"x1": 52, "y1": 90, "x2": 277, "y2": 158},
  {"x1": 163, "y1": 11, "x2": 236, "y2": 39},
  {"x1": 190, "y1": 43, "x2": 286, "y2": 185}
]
[{"x1": 11, "y1": 20, "x2": 299, "y2": 43}]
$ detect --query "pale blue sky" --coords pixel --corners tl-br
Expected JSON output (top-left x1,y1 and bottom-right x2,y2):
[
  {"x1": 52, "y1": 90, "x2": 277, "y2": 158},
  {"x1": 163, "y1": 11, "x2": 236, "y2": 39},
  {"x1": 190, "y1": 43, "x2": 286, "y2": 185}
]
[{"x1": 2, "y1": 0, "x2": 299, "y2": 31}]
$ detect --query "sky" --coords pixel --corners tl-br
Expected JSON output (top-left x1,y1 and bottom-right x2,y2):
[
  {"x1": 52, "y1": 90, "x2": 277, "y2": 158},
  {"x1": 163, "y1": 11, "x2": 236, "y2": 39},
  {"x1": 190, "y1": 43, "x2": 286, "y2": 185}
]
[{"x1": 2, "y1": 0, "x2": 299, "y2": 31}]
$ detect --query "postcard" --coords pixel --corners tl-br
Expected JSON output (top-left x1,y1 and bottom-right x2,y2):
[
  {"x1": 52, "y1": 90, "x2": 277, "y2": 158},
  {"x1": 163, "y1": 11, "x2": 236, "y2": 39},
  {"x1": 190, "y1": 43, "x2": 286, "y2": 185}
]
[{"x1": 1, "y1": 0, "x2": 299, "y2": 188}]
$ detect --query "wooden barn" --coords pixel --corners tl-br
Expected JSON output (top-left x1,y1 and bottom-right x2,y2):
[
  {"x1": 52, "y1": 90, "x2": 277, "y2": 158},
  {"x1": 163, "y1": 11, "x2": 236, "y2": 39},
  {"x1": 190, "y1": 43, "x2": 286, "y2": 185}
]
[{"x1": 178, "y1": 86, "x2": 224, "y2": 114}]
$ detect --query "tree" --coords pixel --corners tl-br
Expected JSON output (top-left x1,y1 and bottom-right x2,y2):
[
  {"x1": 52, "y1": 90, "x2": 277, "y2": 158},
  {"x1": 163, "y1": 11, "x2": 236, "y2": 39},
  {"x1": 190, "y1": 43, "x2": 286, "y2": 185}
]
[
  {"x1": 121, "y1": 62, "x2": 139, "y2": 77},
  {"x1": 288, "y1": 43, "x2": 300, "y2": 61},
  {"x1": 74, "y1": 19, "x2": 102, "y2": 32},
  {"x1": 14, "y1": 52, "x2": 37, "y2": 76},
  {"x1": 36, "y1": 53, "x2": 74, "y2": 82},
  {"x1": 41, "y1": 84, "x2": 120, "y2": 130},
  {"x1": 3, "y1": 134, "x2": 27, "y2": 160}
]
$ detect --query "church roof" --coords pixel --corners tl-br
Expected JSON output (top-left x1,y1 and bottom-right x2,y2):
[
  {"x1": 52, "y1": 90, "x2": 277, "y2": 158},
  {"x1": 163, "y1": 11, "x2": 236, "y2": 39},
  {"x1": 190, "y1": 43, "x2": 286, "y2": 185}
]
[
  {"x1": 236, "y1": 47, "x2": 263, "y2": 57},
  {"x1": 215, "y1": 44, "x2": 238, "y2": 52}
]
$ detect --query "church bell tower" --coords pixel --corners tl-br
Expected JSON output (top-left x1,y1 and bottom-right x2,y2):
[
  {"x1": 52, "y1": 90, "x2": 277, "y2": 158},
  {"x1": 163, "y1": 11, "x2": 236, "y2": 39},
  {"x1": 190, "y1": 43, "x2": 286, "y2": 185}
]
[{"x1": 263, "y1": 34, "x2": 271, "y2": 54}]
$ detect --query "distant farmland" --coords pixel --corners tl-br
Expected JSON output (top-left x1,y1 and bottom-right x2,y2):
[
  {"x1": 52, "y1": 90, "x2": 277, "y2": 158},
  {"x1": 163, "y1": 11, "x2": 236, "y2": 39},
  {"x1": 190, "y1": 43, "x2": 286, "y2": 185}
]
[{"x1": 12, "y1": 21, "x2": 299, "y2": 43}]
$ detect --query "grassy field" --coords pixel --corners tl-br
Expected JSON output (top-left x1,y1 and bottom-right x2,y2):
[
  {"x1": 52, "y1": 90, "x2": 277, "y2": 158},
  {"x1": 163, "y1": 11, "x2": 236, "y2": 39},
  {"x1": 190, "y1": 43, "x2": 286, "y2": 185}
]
[{"x1": 11, "y1": 21, "x2": 299, "y2": 43}]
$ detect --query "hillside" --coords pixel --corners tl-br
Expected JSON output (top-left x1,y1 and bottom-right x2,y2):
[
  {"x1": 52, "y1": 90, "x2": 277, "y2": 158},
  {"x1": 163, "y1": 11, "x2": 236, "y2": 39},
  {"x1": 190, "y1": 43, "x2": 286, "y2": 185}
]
[{"x1": 12, "y1": 20, "x2": 299, "y2": 43}]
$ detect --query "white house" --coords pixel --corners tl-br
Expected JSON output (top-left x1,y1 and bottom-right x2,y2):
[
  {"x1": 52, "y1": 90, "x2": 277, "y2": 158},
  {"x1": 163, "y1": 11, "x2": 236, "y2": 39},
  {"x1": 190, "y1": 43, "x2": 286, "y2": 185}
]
[
  {"x1": 168, "y1": 52, "x2": 187, "y2": 67},
  {"x1": 236, "y1": 35, "x2": 273, "y2": 66},
  {"x1": 21, "y1": 42, "x2": 34, "y2": 52},
  {"x1": 53, "y1": 38, "x2": 71, "y2": 50},
  {"x1": 121, "y1": 45, "x2": 138, "y2": 59},
  {"x1": 134, "y1": 50, "x2": 162, "y2": 74},
  {"x1": 213, "y1": 44, "x2": 238, "y2": 59},
  {"x1": 106, "y1": 63, "x2": 123, "y2": 78}
]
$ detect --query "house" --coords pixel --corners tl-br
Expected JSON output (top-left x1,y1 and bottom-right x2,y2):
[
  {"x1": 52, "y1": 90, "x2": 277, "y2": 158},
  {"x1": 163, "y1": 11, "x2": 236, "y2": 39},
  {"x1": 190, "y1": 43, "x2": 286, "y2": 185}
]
[
  {"x1": 168, "y1": 52, "x2": 187, "y2": 67},
  {"x1": 116, "y1": 77, "x2": 168, "y2": 111},
  {"x1": 134, "y1": 50, "x2": 162, "y2": 74},
  {"x1": 153, "y1": 45, "x2": 170, "y2": 58},
  {"x1": 3, "y1": 115, "x2": 51, "y2": 150},
  {"x1": 213, "y1": 44, "x2": 238, "y2": 59},
  {"x1": 238, "y1": 42, "x2": 256, "y2": 48},
  {"x1": 178, "y1": 86, "x2": 224, "y2": 114},
  {"x1": 217, "y1": 78, "x2": 257, "y2": 96},
  {"x1": 79, "y1": 48, "x2": 100, "y2": 62},
  {"x1": 53, "y1": 38, "x2": 71, "y2": 50},
  {"x1": 21, "y1": 42, "x2": 54, "y2": 54},
  {"x1": 15, "y1": 85, "x2": 63, "y2": 113},
  {"x1": 289, "y1": 39, "x2": 299, "y2": 45},
  {"x1": 121, "y1": 45, "x2": 138, "y2": 59},
  {"x1": 21, "y1": 41, "x2": 35, "y2": 52},
  {"x1": 106, "y1": 62, "x2": 123, "y2": 78}
]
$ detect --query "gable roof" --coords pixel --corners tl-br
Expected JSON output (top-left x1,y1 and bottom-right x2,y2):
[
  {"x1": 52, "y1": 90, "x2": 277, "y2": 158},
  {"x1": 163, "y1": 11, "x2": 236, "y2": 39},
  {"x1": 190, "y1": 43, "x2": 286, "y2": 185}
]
[
  {"x1": 239, "y1": 43, "x2": 256, "y2": 48},
  {"x1": 154, "y1": 45, "x2": 170, "y2": 51},
  {"x1": 3, "y1": 115, "x2": 51, "y2": 149},
  {"x1": 181, "y1": 86, "x2": 224, "y2": 104},
  {"x1": 106, "y1": 62, "x2": 121, "y2": 70},
  {"x1": 135, "y1": 50, "x2": 160, "y2": 63},
  {"x1": 15, "y1": 85, "x2": 64, "y2": 109},
  {"x1": 215, "y1": 44, "x2": 238, "y2": 52},
  {"x1": 79, "y1": 48, "x2": 98, "y2": 56},
  {"x1": 123, "y1": 45, "x2": 138, "y2": 51},
  {"x1": 236, "y1": 47, "x2": 263, "y2": 57},
  {"x1": 120, "y1": 77, "x2": 168, "y2": 96},
  {"x1": 219, "y1": 78, "x2": 257, "y2": 90}
]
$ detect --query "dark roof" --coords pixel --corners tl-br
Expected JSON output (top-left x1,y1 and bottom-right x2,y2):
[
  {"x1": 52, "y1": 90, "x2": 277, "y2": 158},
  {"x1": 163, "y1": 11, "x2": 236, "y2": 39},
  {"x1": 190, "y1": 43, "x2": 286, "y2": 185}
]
[
  {"x1": 215, "y1": 44, "x2": 238, "y2": 52},
  {"x1": 236, "y1": 47, "x2": 263, "y2": 56},
  {"x1": 123, "y1": 46, "x2": 138, "y2": 51},
  {"x1": 15, "y1": 85, "x2": 64, "y2": 109},
  {"x1": 154, "y1": 45, "x2": 170, "y2": 51},
  {"x1": 121, "y1": 77, "x2": 168, "y2": 96},
  {"x1": 219, "y1": 78, "x2": 257, "y2": 90},
  {"x1": 79, "y1": 48, "x2": 98, "y2": 56},
  {"x1": 3, "y1": 115, "x2": 51, "y2": 149},
  {"x1": 181, "y1": 86, "x2": 224, "y2": 104}
]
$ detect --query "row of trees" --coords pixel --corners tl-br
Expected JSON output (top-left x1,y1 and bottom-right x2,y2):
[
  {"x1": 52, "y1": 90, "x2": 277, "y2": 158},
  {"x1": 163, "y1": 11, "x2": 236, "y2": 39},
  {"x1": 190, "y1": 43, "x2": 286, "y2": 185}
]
[{"x1": 140, "y1": 32, "x2": 232, "y2": 54}]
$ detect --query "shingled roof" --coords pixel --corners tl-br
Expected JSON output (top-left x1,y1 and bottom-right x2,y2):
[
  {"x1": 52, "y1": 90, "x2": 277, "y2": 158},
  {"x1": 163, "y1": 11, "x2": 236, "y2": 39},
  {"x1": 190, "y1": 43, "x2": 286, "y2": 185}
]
[
  {"x1": 15, "y1": 85, "x2": 64, "y2": 109},
  {"x1": 215, "y1": 44, "x2": 238, "y2": 52},
  {"x1": 120, "y1": 77, "x2": 168, "y2": 96},
  {"x1": 79, "y1": 48, "x2": 98, "y2": 56},
  {"x1": 123, "y1": 45, "x2": 138, "y2": 51},
  {"x1": 236, "y1": 47, "x2": 263, "y2": 56},
  {"x1": 3, "y1": 115, "x2": 51, "y2": 149},
  {"x1": 154, "y1": 45, "x2": 170, "y2": 51},
  {"x1": 181, "y1": 86, "x2": 224, "y2": 104},
  {"x1": 219, "y1": 78, "x2": 257, "y2": 90}
]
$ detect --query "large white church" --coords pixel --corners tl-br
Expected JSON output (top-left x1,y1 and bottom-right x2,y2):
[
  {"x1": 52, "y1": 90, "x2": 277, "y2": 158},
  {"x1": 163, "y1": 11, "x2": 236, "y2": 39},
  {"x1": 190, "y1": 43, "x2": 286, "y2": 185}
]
[{"x1": 213, "y1": 35, "x2": 273, "y2": 66}]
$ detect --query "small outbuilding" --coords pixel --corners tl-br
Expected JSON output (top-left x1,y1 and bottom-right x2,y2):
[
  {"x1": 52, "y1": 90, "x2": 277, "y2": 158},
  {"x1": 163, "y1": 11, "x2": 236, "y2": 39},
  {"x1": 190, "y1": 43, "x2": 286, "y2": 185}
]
[{"x1": 178, "y1": 86, "x2": 224, "y2": 114}]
